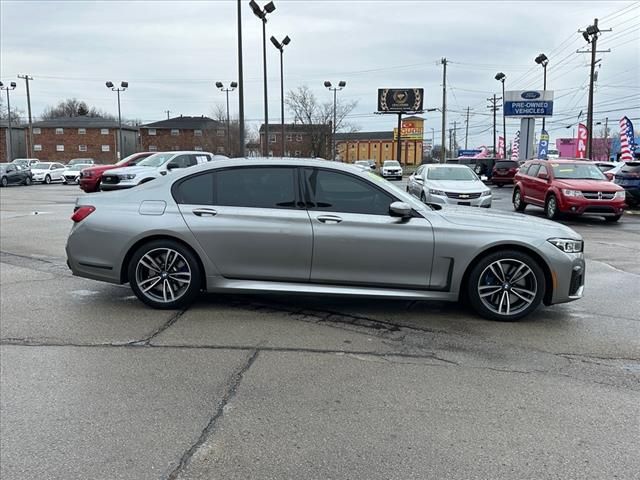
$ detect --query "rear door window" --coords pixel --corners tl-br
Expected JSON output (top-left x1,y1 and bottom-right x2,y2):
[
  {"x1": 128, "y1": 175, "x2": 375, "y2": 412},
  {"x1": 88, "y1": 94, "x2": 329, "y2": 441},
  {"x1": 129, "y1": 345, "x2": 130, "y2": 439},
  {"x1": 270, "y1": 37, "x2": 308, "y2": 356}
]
[
  {"x1": 215, "y1": 167, "x2": 297, "y2": 209},
  {"x1": 527, "y1": 164, "x2": 540, "y2": 177}
]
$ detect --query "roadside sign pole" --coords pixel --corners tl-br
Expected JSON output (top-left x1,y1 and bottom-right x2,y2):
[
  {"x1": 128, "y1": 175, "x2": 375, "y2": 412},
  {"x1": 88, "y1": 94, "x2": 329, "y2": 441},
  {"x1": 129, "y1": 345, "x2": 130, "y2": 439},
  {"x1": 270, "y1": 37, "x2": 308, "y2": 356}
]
[
  {"x1": 396, "y1": 112, "x2": 402, "y2": 164},
  {"x1": 519, "y1": 118, "x2": 536, "y2": 160}
]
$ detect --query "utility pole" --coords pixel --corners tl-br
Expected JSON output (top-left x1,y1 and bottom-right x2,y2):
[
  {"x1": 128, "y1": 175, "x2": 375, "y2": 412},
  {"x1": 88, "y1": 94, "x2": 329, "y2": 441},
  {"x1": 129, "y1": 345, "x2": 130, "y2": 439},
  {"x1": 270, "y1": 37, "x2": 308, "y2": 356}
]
[
  {"x1": 165, "y1": 110, "x2": 171, "y2": 119},
  {"x1": 464, "y1": 106, "x2": 470, "y2": 149},
  {"x1": 487, "y1": 95, "x2": 501, "y2": 157},
  {"x1": 17, "y1": 74, "x2": 33, "y2": 157},
  {"x1": 441, "y1": 57, "x2": 447, "y2": 162},
  {"x1": 578, "y1": 18, "x2": 611, "y2": 159},
  {"x1": 604, "y1": 116, "x2": 610, "y2": 159},
  {"x1": 453, "y1": 120, "x2": 457, "y2": 154},
  {"x1": 237, "y1": 0, "x2": 246, "y2": 157}
]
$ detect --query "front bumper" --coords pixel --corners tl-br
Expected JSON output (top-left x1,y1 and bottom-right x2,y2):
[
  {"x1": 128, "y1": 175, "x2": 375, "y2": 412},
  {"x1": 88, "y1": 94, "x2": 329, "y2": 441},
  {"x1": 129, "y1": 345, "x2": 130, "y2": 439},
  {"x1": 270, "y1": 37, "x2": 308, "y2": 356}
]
[
  {"x1": 382, "y1": 170, "x2": 403, "y2": 179},
  {"x1": 558, "y1": 196, "x2": 626, "y2": 216},
  {"x1": 540, "y1": 242, "x2": 585, "y2": 305},
  {"x1": 79, "y1": 178, "x2": 99, "y2": 193}
]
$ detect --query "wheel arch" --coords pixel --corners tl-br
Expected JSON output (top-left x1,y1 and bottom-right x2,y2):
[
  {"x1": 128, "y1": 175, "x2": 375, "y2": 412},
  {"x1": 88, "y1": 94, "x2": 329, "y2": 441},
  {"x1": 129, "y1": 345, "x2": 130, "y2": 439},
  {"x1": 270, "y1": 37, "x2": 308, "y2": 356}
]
[
  {"x1": 120, "y1": 234, "x2": 207, "y2": 289},
  {"x1": 459, "y1": 243, "x2": 554, "y2": 306}
]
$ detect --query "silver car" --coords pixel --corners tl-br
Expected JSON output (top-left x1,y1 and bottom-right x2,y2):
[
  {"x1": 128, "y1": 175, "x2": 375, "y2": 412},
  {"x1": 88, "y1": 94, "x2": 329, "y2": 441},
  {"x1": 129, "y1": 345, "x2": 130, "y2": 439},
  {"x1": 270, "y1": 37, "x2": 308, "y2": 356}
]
[
  {"x1": 66, "y1": 158, "x2": 585, "y2": 321},
  {"x1": 407, "y1": 164, "x2": 492, "y2": 208}
]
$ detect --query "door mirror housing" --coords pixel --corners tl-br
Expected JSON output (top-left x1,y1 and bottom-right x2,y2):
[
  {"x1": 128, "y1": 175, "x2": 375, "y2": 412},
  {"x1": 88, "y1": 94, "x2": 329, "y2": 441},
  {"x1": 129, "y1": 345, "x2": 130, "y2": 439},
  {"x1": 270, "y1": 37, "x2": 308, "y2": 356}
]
[
  {"x1": 389, "y1": 201, "x2": 412, "y2": 218},
  {"x1": 166, "y1": 161, "x2": 179, "y2": 171}
]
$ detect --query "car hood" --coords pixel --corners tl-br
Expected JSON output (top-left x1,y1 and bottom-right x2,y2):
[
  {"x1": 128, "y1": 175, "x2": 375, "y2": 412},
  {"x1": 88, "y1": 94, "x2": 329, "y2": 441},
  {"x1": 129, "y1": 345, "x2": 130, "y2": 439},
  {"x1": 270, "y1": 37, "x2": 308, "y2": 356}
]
[
  {"x1": 30, "y1": 169, "x2": 50, "y2": 174},
  {"x1": 554, "y1": 179, "x2": 623, "y2": 191},
  {"x1": 437, "y1": 205, "x2": 579, "y2": 238},
  {"x1": 103, "y1": 165, "x2": 158, "y2": 176},
  {"x1": 426, "y1": 179, "x2": 488, "y2": 192}
]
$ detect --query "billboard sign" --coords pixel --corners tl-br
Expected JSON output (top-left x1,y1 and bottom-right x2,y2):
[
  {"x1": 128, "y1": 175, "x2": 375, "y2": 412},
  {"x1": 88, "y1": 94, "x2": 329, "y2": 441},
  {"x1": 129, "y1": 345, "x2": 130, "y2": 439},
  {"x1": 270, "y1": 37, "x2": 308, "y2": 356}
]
[
  {"x1": 378, "y1": 88, "x2": 424, "y2": 112},
  {"x1": 504, "y1": 90, "x2": 554, "y2": 118},
  {"x1": 393, "y1": 120, "x2": 424, "y2": 140}
]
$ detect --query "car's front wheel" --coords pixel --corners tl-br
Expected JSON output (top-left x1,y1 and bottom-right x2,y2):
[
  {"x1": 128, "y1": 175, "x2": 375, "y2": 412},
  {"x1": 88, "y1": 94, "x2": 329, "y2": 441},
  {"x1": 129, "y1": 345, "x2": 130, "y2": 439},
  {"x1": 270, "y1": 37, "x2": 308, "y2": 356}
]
[
  {"x1": 545, "y1": 194, "x2": 559, "y2": 220},
  {"x1": 44, "y1": 175, "x2": 51, "y2": 184},
  {"x1": 420, "y1": 192, "x2": 426, "y2": 203},
  {"x1": 24, "y1": 176, "x2": 32, "y2": 186},
  {"x1": 513, "y1": 188, "x2": 526, "y2": 212},
  {"x1": 467, "y1": 250, "x2": 545, "y2": 321},
  {"x1": 0, "y1": 176, "x2": 7, "y2": 187},
  {"x1": 128, "y1": 239, "x2": 202, "y2": 309}
]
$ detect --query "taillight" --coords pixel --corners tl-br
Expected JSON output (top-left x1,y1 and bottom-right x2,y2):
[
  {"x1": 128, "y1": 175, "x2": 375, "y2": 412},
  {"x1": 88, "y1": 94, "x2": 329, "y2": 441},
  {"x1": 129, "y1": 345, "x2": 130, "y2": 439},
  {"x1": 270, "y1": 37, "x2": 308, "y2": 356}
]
[
  {"x1": 71, "y1": 205, "x2": 95, "y2": 223},
  {"x1": 509, "y1": 168, "x2": 517, "y2": 173}
]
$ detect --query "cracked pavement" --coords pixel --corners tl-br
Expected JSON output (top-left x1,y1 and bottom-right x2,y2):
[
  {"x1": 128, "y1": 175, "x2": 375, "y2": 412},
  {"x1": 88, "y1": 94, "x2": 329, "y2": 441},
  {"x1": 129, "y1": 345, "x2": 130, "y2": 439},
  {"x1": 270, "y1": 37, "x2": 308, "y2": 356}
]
[{"x1": 1, "y1": 183, "x2": 639, "y2": 479}]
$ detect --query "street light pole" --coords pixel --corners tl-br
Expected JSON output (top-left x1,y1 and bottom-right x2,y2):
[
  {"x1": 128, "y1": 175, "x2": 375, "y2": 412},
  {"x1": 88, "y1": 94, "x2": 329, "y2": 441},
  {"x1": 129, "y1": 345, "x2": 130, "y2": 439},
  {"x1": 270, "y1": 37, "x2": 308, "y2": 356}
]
[
  {"x1": 216, "y1": 82, "x2": 238, "y2": 155},
  {"x1": 271, "y1": 35, "x2": 290, "y2": 157},
  {"x1": 250, "y1": 0, "x2": 276, "y2": 157},
  {"x1": 324, "y1": 80, "x2": 346, "y2": 161},
  {"x1": 237, "y1": 0, "x2": 245, "y2": 157},
  {"x1": 495, "y1": 72, "x2": 507, "y2": 157},
  {"x1": 534, "y1": 54, "x2": 549, "y2": 131},
  {"x1": 0, "y1": 82, "x2": 17, "y2": 161},
  {"x1": 106, "y1": 81, "x2": 128, "y2": 160}
]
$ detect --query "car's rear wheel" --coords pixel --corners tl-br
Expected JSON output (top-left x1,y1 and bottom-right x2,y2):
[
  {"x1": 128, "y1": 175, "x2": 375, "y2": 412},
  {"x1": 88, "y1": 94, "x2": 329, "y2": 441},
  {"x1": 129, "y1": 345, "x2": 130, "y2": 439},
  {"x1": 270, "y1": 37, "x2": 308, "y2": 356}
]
[
  {"x1": 467, "y1": 250, "x2": 545, "y2": 321},
  {"x1": 0, "y1": 176, "x2": 8, "y2": 187},
  {"x1": 545, "y1": 194, "x2": 559, "y2": 220},
  {"x1": 513, "y1": 188, "x2": 526, "y2": 212},
  {"x1": 605, "y1": 215, "x2": 621, "y2": 223},
  {"x1": 128, "y1": 240, "x2": 202, "y2": 309},
  {"x1": 44, "y1": 175, "x2": 51, "y2": 184},
  {"x1": 24, "y1": 176, "x2": 32, "y2": 186}
]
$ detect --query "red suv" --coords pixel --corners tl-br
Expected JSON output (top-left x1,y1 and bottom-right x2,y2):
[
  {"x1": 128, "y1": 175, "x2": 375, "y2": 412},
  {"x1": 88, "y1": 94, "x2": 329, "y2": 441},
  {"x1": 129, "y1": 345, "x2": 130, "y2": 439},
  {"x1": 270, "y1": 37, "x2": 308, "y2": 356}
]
[
  {"x1": 513, "y1": 159, "x2": 626, "y2": 222},
  {"x1": 492, "y1": 159, "x2": 519, "y2": 187},
  {"x1": 79, "y1": 152, "x2": 154, "y2": 193}
]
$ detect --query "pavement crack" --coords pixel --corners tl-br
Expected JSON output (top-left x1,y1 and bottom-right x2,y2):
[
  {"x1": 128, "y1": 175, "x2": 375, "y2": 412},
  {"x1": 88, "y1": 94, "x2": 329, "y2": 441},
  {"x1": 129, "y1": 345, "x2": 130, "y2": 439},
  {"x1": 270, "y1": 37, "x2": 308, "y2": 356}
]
[
  {"x1": 164, "y1": 349, "x2": 259, "y2": 480},
  {"x1": 132, "y1": 309, "x2": 188, "y2": 345}
]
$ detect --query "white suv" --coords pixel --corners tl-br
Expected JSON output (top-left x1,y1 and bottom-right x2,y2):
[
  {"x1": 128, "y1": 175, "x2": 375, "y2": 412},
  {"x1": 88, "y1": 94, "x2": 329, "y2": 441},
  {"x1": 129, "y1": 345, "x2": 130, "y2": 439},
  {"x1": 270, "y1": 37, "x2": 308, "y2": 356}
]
[
  {"x1": 100, "y1": 151, "x2": 222, "y2": 191},
  {"x1": 381, "y1": 160, "x2": 403, "y2": 180}
]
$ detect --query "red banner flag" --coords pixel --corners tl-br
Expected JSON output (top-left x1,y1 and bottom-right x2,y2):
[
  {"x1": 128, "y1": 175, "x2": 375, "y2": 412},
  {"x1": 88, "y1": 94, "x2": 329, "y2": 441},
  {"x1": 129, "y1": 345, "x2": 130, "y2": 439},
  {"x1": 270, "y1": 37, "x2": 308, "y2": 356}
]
[
  {"x1": 498, "y1": 136, "x2": 505, "y2": 159},
  {"x1": 576, "y1": 123, "x2": 588, "y2": 158}
]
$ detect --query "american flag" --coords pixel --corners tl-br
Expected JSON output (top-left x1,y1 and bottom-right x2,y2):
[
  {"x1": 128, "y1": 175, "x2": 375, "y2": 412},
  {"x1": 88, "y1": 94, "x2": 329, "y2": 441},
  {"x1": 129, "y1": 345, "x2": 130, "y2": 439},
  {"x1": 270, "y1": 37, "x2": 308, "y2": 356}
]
[
  {"x1": 619, "y1": 116, "x2": 636, "y2": 162},
  {"x1": 511, "y1": 130, "x2": 520, "y2": 160}
]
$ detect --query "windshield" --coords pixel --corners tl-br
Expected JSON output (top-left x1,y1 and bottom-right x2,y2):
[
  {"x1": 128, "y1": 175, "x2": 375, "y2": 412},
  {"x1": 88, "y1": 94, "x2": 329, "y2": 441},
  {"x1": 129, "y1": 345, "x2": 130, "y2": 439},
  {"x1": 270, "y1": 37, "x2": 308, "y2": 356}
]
[
  {"x1": 67, "y1": 164, "x2": 89, "y2": 171},
  {"x1": 551, "y1": 163, "x2": 606, "y2": 180},
  {"x1": 384, "y1": 161, "x2": 400, "y2": 167},
  {"x1": 427, "y1": 166, "x2": 478, "y2": 181},
  {"x1": 116, "y1": 153, "x2": 150, "y2": 167},
  {"x1": 137, "y1": 153, "x2": 173, "y2": 168},
  {"x1": 495, "y1": 161, "x2": 517, "y2": 169},
  {"x1": 32, "y1": 163, "x2": 51, "y2": 170}
]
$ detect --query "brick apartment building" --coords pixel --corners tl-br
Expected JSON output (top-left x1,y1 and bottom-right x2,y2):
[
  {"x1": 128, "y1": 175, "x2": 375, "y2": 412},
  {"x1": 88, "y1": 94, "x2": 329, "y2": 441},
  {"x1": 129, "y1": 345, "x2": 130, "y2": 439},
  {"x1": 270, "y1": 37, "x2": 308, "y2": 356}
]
[
  {"x1": 29, "y1": 117, "x2": 138, "y2": 163},
  {"x1": 1, "y1": 121, "x2": 26, "y2": 161},
  {"x1": 139, "y1": 116, "x2": 227, "y2": 154},
  {"x1": 259, "y1": 123, "x2": 330, "y2": 158}
]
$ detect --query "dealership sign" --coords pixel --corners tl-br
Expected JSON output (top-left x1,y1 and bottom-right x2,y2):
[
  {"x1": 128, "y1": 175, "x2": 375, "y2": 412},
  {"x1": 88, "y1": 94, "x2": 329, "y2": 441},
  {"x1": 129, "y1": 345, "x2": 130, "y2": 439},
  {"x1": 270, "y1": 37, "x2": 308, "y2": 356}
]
[
  {"x1": 378, "y1": 88, "x2": 424, "y2": 112},
  {"x1": 504, "y1": 90, "x2": 554, "y2": 117}
]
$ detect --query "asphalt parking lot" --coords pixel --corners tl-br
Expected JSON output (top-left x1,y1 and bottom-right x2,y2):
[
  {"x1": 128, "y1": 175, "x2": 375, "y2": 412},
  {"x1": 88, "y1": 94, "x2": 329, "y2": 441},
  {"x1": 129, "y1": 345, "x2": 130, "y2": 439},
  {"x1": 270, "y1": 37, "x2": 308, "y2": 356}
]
[{"x1": 1, "y1": 181, "x2": 639, "y2": 480}]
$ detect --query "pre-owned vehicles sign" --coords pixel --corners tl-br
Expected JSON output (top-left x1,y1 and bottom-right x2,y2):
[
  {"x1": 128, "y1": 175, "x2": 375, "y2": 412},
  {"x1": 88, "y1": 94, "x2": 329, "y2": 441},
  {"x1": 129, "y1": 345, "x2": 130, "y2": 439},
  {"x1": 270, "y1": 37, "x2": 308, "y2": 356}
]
[{"x1": 504, "y1": 90, "x2": 554, "y2": 117}]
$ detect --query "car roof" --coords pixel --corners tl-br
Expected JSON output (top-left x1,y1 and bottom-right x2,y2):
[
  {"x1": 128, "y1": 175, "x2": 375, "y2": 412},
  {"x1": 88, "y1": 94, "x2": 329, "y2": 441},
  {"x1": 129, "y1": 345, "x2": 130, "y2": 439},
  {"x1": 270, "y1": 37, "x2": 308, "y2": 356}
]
[
  {"x1": 173, "y1": 157, "x2": 362, "y2": 176},
  {"x1": 426, "y1": 163, "x2": 472, "y2": 168}
]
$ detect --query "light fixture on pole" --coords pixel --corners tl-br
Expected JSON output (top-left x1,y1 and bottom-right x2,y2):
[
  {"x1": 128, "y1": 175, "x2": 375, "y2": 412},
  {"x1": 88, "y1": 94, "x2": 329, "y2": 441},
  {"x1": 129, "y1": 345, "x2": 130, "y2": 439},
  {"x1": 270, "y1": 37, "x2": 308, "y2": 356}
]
[
  {"x1": 270, "y1": 34, "x2": 290, "y2": 157},
  {"x1": 324, "y1": 80, "x2": 346, "y2": 161},
  {"x1": 495, "y1": 72, "x2": 507, "y2": 157},
  {"x1": 105, "y1": 81, "x2": 128, "y2": 160},
  {"x1": 534, "y1": 54, "x2": 549, "y2": 130},
  {"x1": 0, "y1": 81, "x2": 17, "y2": 161},
  {"x1": 249, "y1": 0, "x2": 276, "y2": 156},
  {"x1": 216, "y1": 81, "x2": 238, "y2": 155}
]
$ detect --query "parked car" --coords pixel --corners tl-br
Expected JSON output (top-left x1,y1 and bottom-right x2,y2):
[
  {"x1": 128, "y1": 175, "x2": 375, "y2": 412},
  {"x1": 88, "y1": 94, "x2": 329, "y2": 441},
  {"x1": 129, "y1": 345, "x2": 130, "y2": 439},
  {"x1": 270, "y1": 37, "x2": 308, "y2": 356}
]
[
  {"x1": 513, "y1": 159, "x2": 626, "y2": 222},
  {"x1": 79, "y1": 152, "x2": 155, "y2": 193},
  {"x1": 491, "y1": 159, "x2": 520, "y2": 187},
  {"x1": 66, "y1": 158, "x2": 585, "y2": 321},
  {"x1": 613, "y1": 161, "x2": 640, "y2": 207},
  {"x1": 407, "y1": 163, "x2": 491, "y2": 207},
  {"x1": 30, "y1": 162, "x2": 67, "y2": 184},
  {"x1": 100, "y1": 151, "x2": 217, "y2": 191},
  {"x1": 0, "y1": 163, "x2": 33, "y2": 186},
  {"x1": 354, "y1": 160, "x2": 376, "y2": 171},
  {"x1": 594, "y1": 161, "x2": 620, "y2": 175},
  {"x1": 603, "y1": 162, "x2": 625, "y2": 181},
  {"x1": 381, "y1": 160, "x2": 403, "y2": 180},
  {"x1": 11, "y1": 158, "x2": 39, "y2": 169},
  {"x1": 67, "y1": 158, "x2": 95, "y2": 167},
  {"x1": 62, "y1": 163, "x2": 93, "y2": 184}
]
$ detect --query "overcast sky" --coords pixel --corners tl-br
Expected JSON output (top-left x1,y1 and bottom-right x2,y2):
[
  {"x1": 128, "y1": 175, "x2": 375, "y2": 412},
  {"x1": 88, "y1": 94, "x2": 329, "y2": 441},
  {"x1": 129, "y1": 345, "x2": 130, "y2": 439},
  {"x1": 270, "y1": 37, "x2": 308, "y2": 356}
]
[{"x1": 1, "y1": 0, "x2": 639, "y2": 147}]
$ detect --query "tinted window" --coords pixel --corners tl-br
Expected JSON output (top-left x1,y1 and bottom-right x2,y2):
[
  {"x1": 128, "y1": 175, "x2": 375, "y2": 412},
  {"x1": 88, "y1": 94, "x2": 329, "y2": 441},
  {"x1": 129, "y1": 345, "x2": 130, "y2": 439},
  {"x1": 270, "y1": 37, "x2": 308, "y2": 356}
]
[
  {"x1": 495, "y1": 161, "x2": 517, "y2": 169},
  {"x1": 174, "y1": 172, "x2": 214, "y2": 205},
  {"x1": 215, "y1": 167, "x2": 296, "y2": 209},
  {"x1": 170, "y1": 155, "x2": 196, "y2": 169},
  {"x1": 304, "y1": 169, "x2": 394, "y2": 215},
  {"x1": 621, "y1": 162, "x2": 640, "y2": 174},
  {"x1": 527, "y1": 164, "x2": 540, "y2": 177}
]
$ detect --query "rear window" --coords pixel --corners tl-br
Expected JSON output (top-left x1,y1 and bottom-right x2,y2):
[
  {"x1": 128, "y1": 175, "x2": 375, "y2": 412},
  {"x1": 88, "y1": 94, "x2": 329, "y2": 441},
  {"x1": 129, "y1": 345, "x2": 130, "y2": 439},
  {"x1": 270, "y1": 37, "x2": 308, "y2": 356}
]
[
  {"x1": 621, "y1": 162, "x2": 640, "y2": 173},
  {"x1": 495, "y1": 161, "x2": 518, "y2": 169}
]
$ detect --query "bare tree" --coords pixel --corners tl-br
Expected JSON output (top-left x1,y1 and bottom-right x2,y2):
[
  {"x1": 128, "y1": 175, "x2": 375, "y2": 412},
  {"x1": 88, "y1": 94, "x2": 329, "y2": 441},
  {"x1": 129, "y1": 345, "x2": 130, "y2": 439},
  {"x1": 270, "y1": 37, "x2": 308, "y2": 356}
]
[
  {"x1": 41, "y1": 98, "x2": 115, "y2": 120},
  {"x1": 285, "y1": 85, "x2": 359, "y2": 157},
  {"x1": 0, "y1": 96, "x2": 24, "y2": 125}
]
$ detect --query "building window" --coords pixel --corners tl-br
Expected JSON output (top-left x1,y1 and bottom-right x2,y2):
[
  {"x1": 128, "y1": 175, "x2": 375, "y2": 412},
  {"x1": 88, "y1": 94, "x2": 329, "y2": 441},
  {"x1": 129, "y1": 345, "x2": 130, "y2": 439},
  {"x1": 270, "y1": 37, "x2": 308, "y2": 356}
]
[
  {"x1": 79, "y1": 145, "x2": 87, "y2": 152},
  {"x1": 295, "y1": 150, "x2": 301, "y2": 157},
  {"x1": 385, "y1": 144, "x2": 389, "y2": 149},
  {"x1": 171, "y1": 129, "x2": 180, "y2": 136},
  {"x1": 78, "y1": 128, "x2": 86, "y2": 135},
  {"x1": 148, "y1": 128, "x2": 156, "y2": 136},
  {"x1": 286, "y1": 134, "x2": 293, "y2": 142},
  {"x1": 149, "y1": 145, "x2": 158, "y2": 151},
  {"x1": 351, "y1": 144, "x2": 356, "y2": 149},
  {"x1": 194, "y1": 146, "x2": 203, "y2": 151},
  {"x1": 296, "y1": 134, "x2": 303, "y2": 142},
  {"x1": 34, "y1": 144, "x2": 42, "y2": 151},
  {"x1": 55, "y1": 128, "x2": 64, "y2": 135},
  {"x1": 373, "y1": 144, "x2": 377, "y2": 149},
  {"x1": 33, "y1": 128, "x2": 41, "y2": 135},
  {"x1": 56, "y1": 145, "x2": 64, "y2": 152},
  {"x1": 101, "y1": 128, "x2": 109, "y2": 135},
  {"x1": 217, "y1": 129, "x2": 225, "y2": 137},
  {"x1": 269, "y1": 134, "x2": 276, "y2": 143},
  {"x1": 194, "y1": 129, "x2": 202, "y2": 137},
  {"x1": 101, "y1": 145, "x2": 110, "y2": 152},
  {"x1": 216, "y1": 146, "x2": 225, "y2": 153}
]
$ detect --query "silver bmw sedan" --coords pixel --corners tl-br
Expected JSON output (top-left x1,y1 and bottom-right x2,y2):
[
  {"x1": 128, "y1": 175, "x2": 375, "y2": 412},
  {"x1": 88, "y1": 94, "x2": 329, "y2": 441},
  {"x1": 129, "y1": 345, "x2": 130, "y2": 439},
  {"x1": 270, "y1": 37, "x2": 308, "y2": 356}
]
[{"x1": 66, "y1": 158, "x2": 585, "y2": 321}]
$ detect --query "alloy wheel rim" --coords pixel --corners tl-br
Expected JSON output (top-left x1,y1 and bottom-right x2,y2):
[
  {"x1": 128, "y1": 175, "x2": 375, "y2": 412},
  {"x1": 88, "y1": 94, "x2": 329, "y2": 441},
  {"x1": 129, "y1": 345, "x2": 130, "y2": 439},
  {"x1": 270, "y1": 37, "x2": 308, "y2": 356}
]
[
  {"x1": 477, "y1": 259, "x2": 538, "y2": 316},
  {"x1": 514, "y1": 191, "x2": 521, "y2": 207},
  {"x1": 548, "y1": 197, "x2": 556, "y2": 216},
  {"x1": 135, "y1": 248, "x2": 192, "y2": 303}
]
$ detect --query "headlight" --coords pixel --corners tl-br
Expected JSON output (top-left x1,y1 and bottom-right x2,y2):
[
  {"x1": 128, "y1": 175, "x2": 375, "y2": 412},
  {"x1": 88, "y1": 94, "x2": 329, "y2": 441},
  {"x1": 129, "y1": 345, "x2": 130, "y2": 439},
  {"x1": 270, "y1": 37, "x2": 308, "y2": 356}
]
[
  {"x1": 429, "y1": 189, "x2": 445, "y2": 196},
  {"x1": 548, "y1": 238, "x2": 583, "y2": 253},
  {"x1": 614, "y1": 190, "x2": 625, "y2": 199},
  {"x1": 562, "y1": 189, "x2": 582, "y2": 197},
  {"x1": 120, "y1": 174, "x2": 136, "y2": 180},
  {"x1": 480, "y1": 190, "x2": 492, "y2": 197},
  {"x1": 82, "y1": 172, "x2": 93, "y2": 178}
]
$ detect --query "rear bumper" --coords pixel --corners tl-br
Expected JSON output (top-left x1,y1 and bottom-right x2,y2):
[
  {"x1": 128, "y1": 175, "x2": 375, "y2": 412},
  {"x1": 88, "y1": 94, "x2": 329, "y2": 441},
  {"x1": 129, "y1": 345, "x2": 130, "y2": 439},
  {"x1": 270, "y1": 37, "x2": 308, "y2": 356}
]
[{"x1": 492, "y1": 176, "x2": 515, "y2": 184}]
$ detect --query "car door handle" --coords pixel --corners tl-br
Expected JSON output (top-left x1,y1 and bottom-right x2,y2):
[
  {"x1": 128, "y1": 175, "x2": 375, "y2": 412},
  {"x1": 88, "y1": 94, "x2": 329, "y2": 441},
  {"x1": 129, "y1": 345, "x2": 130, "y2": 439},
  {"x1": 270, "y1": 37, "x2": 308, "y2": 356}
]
[
  {"x1": 192, "y1": 208, "x2": 218, "y2": 217},
  {"x1": 317, "y1": 215, "x2": 342, "y2": 224}
]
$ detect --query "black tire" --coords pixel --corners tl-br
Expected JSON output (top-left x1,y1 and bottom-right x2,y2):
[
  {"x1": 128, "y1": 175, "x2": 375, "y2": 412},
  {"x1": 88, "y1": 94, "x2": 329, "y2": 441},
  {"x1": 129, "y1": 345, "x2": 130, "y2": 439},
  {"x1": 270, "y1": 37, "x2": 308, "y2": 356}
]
[
  {"x1": 128, "y1": 239, "x2": 202, "y2": 309},
  {"x1": 0, "y1": 176, "x2": 7, "y2": 187},
  {"x1": 44, "y1": 175, "x2": 51, "y2": 185},
  {"x1": 605, "y1": 215, "x2": 621, "y2": 223},
  {"x1": 420, "y1": 192, "x2": 427, "y2": 204},
  {"x1": 24, "y1": 176, "x2": 32, "y2": 186},
  {"x1": 545, "y1": 194, "x2": 559, "y2": 220},
  {"x1": 513, "y1": 188, "x2": 526, "y2": 212},
  {"x1": 467, "y1": 249, "x2": 545, "y2": 321},
  {"x1": 496, "y1": 183, "x2": 503, "y2": 188}
]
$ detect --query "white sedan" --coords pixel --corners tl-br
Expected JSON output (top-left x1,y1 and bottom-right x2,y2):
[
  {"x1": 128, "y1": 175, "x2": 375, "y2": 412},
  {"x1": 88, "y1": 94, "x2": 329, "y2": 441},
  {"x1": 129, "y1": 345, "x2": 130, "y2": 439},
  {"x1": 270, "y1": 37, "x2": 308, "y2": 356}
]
[
  {"x1": 30, "y1": 162, "x2": 67, "y2": 184},
  {"x1": 62, "y1": 164, "x2": 93, "y2": 184}
]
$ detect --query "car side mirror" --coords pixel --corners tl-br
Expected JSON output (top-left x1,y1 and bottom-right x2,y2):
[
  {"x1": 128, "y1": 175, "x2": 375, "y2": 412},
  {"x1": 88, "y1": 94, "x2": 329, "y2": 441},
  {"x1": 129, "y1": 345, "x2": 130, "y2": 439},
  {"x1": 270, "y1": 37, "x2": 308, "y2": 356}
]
[
  {"x1": 389, "y1": 201, "x2": 412, "y2": 218},
  {"x1": 166, "y1": 162, "x2": 179, "y2": 171}
]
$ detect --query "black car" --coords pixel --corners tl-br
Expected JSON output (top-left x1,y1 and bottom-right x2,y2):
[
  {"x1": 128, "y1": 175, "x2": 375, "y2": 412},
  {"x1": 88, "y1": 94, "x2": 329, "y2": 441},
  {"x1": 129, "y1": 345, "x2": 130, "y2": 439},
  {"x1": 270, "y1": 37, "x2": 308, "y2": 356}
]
[
  {"x1": 614, "y1": 161, "x2": 640, "y2": 207},
  {"x1": 0, "y1": 163, "x2": 33, "y2": 187}
]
